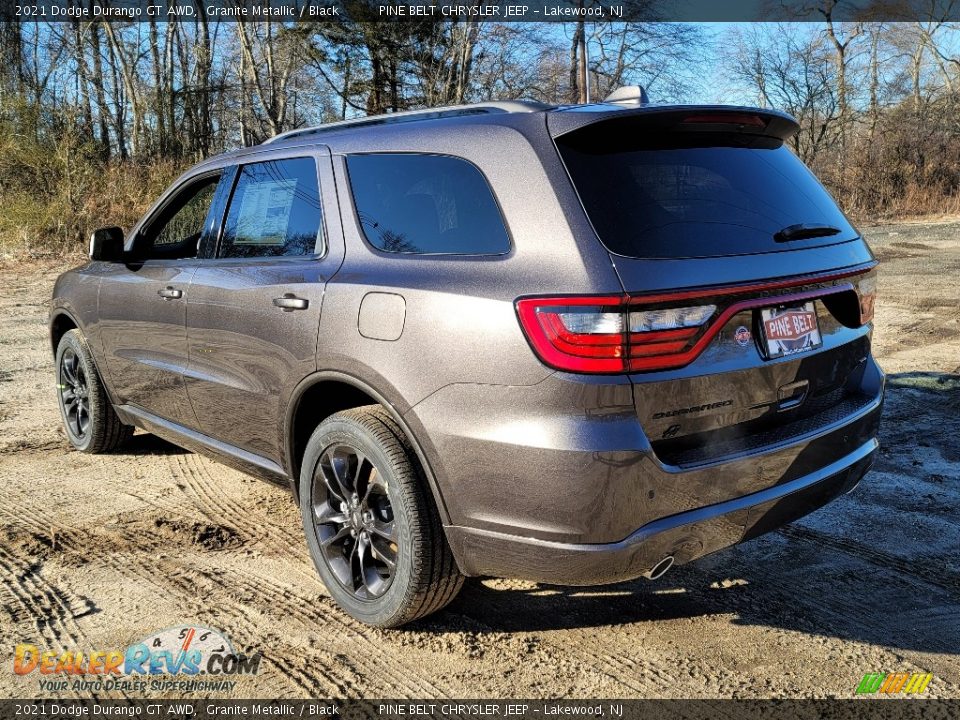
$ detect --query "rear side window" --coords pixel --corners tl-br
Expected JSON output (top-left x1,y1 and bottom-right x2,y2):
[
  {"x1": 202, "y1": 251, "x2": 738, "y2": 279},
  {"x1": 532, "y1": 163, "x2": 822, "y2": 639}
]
[
  {"x1": 219, "y1": 157, "x2": 322, "y2": 259},
  {"x1": 346, "y1": 154, "x2": 510, "y2": 255},
  {"x1": 556, "y1": 130, "x2": 858, "y2": 259}
]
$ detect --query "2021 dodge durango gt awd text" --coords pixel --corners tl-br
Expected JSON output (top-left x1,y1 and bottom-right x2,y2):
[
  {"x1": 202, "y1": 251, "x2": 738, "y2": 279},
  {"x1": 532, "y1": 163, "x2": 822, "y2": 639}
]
[{"x1": 50, "y1": 98, "x2": 884, "y2": 627}]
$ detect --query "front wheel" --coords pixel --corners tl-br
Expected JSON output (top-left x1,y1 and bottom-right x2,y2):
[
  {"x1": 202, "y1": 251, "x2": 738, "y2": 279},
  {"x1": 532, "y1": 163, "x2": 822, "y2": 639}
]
[
  {"x1": 55, "y1": 329, "x2": 132, "y2": 453},
  {"x1": 299, "y1": 405, "x2": 463, "y2": 627}
]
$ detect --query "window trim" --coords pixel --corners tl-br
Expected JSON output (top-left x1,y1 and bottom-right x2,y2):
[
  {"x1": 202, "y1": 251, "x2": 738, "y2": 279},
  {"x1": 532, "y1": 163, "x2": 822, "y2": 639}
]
[
  {"x1": 131, "y1": 170, "x2": 223, "y2": 260},
  {"x1": 212, "y1": 155, "x2": 327, "y2": 262},
  {"x1": 343, "y1": 151, "x2": 513, "y2": 258}
]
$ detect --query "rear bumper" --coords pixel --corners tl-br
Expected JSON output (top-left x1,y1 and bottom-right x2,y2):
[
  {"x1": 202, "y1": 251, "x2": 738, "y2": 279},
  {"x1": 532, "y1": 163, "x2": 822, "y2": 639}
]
[
  {"x1": 410, "y1": 352, "x2": 883, "y2": 584},
  {"x1": 446, "y1": 438, "x2": 876, "y2": 584}
]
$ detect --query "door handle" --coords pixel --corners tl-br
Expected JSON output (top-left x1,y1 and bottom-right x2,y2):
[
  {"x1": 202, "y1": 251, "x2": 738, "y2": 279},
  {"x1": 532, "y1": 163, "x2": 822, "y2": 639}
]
[
  {"x1": 273, "y1": 294, "x2": 309, "y2": 311},
  {"x1": 158, "y1": 286, "x2": 183, "y2": 300}
]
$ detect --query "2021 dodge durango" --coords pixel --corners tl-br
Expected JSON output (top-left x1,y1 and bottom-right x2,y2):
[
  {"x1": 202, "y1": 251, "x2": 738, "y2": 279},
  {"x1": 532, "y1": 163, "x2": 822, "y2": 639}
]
[{"x1": 50, "y1": 97, "x2": 884, "y2": 627}]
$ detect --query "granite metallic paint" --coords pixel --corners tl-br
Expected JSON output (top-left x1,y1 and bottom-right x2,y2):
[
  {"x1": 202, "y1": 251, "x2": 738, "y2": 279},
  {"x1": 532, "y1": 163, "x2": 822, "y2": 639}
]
[{"x1": 50, "y1": 102, "x2": 885, "y2": 587}]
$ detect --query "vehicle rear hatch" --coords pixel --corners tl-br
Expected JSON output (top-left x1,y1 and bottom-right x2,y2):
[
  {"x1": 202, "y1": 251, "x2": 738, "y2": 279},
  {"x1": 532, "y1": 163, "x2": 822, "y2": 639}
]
[{"x1": 549, "y1": 105, "x2": 879, "y2": 469}]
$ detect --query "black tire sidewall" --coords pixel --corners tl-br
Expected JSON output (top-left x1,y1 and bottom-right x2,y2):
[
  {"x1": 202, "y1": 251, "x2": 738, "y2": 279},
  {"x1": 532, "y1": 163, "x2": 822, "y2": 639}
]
[{"x1": 299, "y1": 414, "x2": 418, "y2": 626}]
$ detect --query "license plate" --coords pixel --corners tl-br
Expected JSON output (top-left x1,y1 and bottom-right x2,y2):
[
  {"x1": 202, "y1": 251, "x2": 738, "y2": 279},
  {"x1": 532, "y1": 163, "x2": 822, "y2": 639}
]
[{"x1": 760, "y1": 301, "x2": 822, "y2": 358}]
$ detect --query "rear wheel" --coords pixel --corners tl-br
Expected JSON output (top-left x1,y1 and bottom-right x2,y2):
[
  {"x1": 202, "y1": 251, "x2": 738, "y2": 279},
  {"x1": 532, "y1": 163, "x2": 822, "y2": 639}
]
[
  {"x1": 55, "y1": 329, "x2": 132, "y2": 453},
  {"x1": 299, "y1": 405, "x2": 463, "y2": 627}
]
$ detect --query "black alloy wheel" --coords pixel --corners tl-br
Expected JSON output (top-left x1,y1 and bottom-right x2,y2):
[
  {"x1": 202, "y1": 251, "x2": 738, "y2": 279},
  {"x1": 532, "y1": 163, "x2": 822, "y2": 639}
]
[
  {"x1": 311, "y1": 444, "x2": 399, "y2": 600},
  {"x1": 298, "y1": 405, "x2": 464, "y2": 627},
  {"x1": 59, "y1": 347, "x2": 91, "y2": 441}
]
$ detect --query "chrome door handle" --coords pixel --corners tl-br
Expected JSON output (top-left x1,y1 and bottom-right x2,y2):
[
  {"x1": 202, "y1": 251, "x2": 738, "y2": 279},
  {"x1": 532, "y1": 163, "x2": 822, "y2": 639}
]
[
  {"x1": 158, "y1": 286, "x2": 183, "y2": 300},
  {"x1": 273, "y1": 294, "x2": 309, "y2": 311}
]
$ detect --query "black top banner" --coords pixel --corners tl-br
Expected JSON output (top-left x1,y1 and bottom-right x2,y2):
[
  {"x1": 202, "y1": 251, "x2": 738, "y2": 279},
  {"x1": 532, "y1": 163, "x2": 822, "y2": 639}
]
[{"x1": 4, "y1": 0, "x2": 960, "y2": 22}]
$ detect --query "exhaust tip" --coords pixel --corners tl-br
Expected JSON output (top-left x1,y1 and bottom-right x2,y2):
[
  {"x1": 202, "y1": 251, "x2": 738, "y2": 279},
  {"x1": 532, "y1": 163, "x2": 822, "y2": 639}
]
[{"x1": 644, "y1": 556, "x2": 675, "y2": 580}]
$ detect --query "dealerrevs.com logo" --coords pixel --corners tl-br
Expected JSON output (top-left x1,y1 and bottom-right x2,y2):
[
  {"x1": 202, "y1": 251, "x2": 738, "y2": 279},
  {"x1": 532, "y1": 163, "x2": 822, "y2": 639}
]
[{"x1": 13, "y1": 625, "x2": 260, "y2": 694}]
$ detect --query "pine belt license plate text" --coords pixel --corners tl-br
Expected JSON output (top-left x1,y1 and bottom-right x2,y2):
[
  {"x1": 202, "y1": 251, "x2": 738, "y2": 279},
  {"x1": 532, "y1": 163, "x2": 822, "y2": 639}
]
[{"x1": 760, "y1": 301, "x2": 822, "y2": 358}]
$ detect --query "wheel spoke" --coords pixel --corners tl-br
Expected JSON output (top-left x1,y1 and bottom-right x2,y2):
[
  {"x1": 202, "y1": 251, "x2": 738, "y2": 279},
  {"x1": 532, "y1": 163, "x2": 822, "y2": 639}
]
[
  {"x1": 362, "y1": 466, "x2": 388, "y2": 503},
  {"x1": 369, "y1": 518, "x2": 396, "y2": 543},
  {"x1": 319, "y1": 450, "x2": 349, "y2": 502},
  {"x1": 355, "y1": 534, "x2": 383, "y2": 597},
  {"x1": 369, "y1": 538, "x2": 397, "y2": 572},
  {"x1": 329, "y1": 447, "x2": 361, "y2": 499},
  {"x1": 313, "y1": 502, "x2": 348, "y2": 526},
  {"x1": 319, "y1": 525, "x2": 352, "y2": 548},
  {"x1": 326, "y1": 540, "x2": 355, "y2": 588},
  {"x1": 61, "y1": 353, "x2": 78, "y2": 385}
]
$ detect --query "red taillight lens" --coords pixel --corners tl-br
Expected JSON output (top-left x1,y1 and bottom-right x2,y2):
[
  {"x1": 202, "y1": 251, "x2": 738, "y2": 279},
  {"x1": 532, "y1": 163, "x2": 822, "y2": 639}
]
[
  {"x1": 515, "y1": 296, "x2": 715, "y2": 373},
  {"x1": 516, "y1": 265, "x2": 877, "y2": 374},
  {"x1": 857, "y1": 272, "x2": 877, "y2": 325},
  {"x1": 516, "y1": 296, "x2": 627, "y2": 373}
]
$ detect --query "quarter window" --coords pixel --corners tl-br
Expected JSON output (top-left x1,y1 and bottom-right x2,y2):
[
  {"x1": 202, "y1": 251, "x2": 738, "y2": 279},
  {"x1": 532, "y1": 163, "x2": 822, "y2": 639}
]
[
  {"x1": 219, "y1": 157, "x2": 322, "y2": 259},
  {"x1": 346, "y1": 154, "x2": 510, "y2": 255}
]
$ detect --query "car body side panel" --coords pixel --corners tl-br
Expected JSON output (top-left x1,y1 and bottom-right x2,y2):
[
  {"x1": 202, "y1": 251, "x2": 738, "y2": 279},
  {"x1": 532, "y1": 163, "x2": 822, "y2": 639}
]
[
  {"x1": 49, "y1": 264, "x2": 105, "y2": 374},
  {"x1": 96, "y1": 261, "x2": 198, "y2": 425},
  {"x1": 184, "y1": 147, "x2": 345, "y2": 464}
]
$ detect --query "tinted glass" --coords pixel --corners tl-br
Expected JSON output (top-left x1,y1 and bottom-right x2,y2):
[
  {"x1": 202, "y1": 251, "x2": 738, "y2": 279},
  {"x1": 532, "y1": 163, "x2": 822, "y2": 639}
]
[
  {"x1": 347, "y1": 154, "x2": 510, "y2": 255},
  {"x1": 219, "y1": 158, "x2": 322, "y2": 259},
  {"x1": 557, "y1": 132, "x2": 858, "y2": 259},
  {"x1": 148, "y1": 175, "x2": 219, "y2": 257}
]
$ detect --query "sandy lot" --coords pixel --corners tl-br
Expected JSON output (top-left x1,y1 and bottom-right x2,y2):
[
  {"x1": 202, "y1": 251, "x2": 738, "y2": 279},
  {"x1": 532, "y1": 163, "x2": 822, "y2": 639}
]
[{"x1": 1, "y1": 221, "x2": 958, "y2": 699}]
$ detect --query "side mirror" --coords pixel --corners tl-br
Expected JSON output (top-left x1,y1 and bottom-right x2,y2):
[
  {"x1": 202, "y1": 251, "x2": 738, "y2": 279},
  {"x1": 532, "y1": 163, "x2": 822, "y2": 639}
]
[{"x1": 89, "y1": 227, "x2": 125, "y2": 262}]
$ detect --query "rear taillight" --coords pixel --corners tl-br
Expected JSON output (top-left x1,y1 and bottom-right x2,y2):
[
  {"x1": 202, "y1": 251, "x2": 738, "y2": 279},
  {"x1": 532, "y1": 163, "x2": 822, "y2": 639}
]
[
  {"x1": 516, "y1": 264, "x2": 878, "y2": 375},
  {"x1": 856, "y1": 272, "x2": 877, "y2": 325},
  {"x1": 516, "y1": 296, "x2": 715, "y2": 373}
]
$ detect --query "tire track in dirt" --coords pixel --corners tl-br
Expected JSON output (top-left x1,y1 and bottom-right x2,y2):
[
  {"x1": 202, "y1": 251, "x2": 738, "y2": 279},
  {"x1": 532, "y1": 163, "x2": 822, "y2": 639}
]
[
  {"x1": 778, "y1": 524, "x2": 960, "y2": 594},
  {"x1": 443, "y1": 590, "x2": 678, "y2": 696},
  {"x1": 165, "y1": 451, "x2": 451, "y2": 697},
  {"x1": 0, "y1": 542, "x2": 120, "y2": 701},
  {"x1": 689, "y1": 534, "x2": 960, "y2": 672},
  {"x1": 175, "y1": 448, "x2": 687, "y2": 696},
  {"x1": 0, "y1": 500, "x2": 325, "y2": 698},
  {"x1": 44, "y1": 455, "x2": 444, "y2": 698}
]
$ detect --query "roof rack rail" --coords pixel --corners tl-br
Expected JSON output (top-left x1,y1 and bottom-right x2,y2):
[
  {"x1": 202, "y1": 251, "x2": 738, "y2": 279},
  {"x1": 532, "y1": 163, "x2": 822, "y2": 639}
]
[{"x1": 263, "y1": 100, "x2": 552, "y2": 145}]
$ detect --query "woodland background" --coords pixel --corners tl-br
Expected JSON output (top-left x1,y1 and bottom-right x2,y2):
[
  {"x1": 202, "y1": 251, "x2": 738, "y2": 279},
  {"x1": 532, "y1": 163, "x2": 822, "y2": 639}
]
[{"x1": 3, "y1": 15, "x2": 960, "y2": 256}]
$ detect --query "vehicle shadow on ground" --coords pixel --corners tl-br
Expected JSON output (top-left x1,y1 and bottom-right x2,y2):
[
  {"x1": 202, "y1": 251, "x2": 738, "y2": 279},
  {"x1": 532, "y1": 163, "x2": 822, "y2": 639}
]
[
  {"x1": 414, "y1": 542, "x2": 959, "y2": 656},
  {"x1": 113, "y1": 431, "x2": 189, "y2": 456}
]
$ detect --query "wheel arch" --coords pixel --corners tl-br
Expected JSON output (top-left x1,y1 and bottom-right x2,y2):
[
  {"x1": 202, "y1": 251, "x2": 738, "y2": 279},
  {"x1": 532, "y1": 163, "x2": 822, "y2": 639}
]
[
  {"x1": 49, "y1": 309, "x2": 82, "y2": 356},
  {"x1": 284, "y1": 371, "x2": 451, "y2": 524}
]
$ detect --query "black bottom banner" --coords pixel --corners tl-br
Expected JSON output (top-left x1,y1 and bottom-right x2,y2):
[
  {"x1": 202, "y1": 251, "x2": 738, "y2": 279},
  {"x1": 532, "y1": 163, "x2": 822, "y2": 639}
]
[{"x1": 2, "y1": 700, "x2": 958, "y2": 720}]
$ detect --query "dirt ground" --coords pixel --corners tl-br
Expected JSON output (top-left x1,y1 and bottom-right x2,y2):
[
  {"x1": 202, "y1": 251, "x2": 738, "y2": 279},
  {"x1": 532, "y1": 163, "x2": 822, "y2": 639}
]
[{"x1": 1, "y1": 220, "x2": 958, "y2": 700}]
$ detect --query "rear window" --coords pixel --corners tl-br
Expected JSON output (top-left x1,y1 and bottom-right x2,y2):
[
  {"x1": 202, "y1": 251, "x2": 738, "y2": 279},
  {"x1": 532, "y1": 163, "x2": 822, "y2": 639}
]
[
  {"x1": 346, "y1": 153, "x2": 510, "y2": 255},
  {"x1": 556, "y1": 131, "x2": 858, "y2": 259}
]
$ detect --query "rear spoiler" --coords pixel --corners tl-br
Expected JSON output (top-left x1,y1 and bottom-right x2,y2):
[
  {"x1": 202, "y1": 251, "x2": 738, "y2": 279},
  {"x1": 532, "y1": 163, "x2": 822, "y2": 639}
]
[{"x1": 547, "y1": 104, "x2": 800, "y2": 142}]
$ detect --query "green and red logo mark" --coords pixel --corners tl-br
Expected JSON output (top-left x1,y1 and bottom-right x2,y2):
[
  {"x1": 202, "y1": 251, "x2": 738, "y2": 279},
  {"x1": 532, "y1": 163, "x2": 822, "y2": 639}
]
[{"x1": 856, "y1": 672, "x2": 932, "y2": 695}]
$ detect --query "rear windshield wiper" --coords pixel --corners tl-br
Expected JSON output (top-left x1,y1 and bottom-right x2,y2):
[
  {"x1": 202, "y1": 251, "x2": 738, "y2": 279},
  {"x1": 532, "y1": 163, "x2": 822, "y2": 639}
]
[{"x1": 774, "y1": 224, "x2": 843, "y2": 242}]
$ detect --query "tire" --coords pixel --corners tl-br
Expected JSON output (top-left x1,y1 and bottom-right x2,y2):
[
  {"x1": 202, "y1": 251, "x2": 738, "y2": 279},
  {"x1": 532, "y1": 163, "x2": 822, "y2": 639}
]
[
  {"x1": 299, "y1": 405, "x2": 464, "y2": 627},
  {"x1": 55, "y1": 329, "x2": 133, "y2": 453}
]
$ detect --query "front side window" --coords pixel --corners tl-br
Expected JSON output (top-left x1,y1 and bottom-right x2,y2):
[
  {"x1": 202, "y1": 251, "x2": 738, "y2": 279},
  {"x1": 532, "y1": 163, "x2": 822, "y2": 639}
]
[
  {"x1": 346, "y1": 154, "x2": 510, "y2": 255},
  {"x1": 141, "y1": 173, "x2": 220, "y2": 259},
  {"x1": 219, "y1": 157, "x2": 322, "y2": 259}
]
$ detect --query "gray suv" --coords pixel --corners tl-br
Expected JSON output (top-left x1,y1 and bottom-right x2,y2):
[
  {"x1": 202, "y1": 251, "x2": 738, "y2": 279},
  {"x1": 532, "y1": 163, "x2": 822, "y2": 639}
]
[{"x1": 50, "y1": 97, "x2": 884, "y2": 627}]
